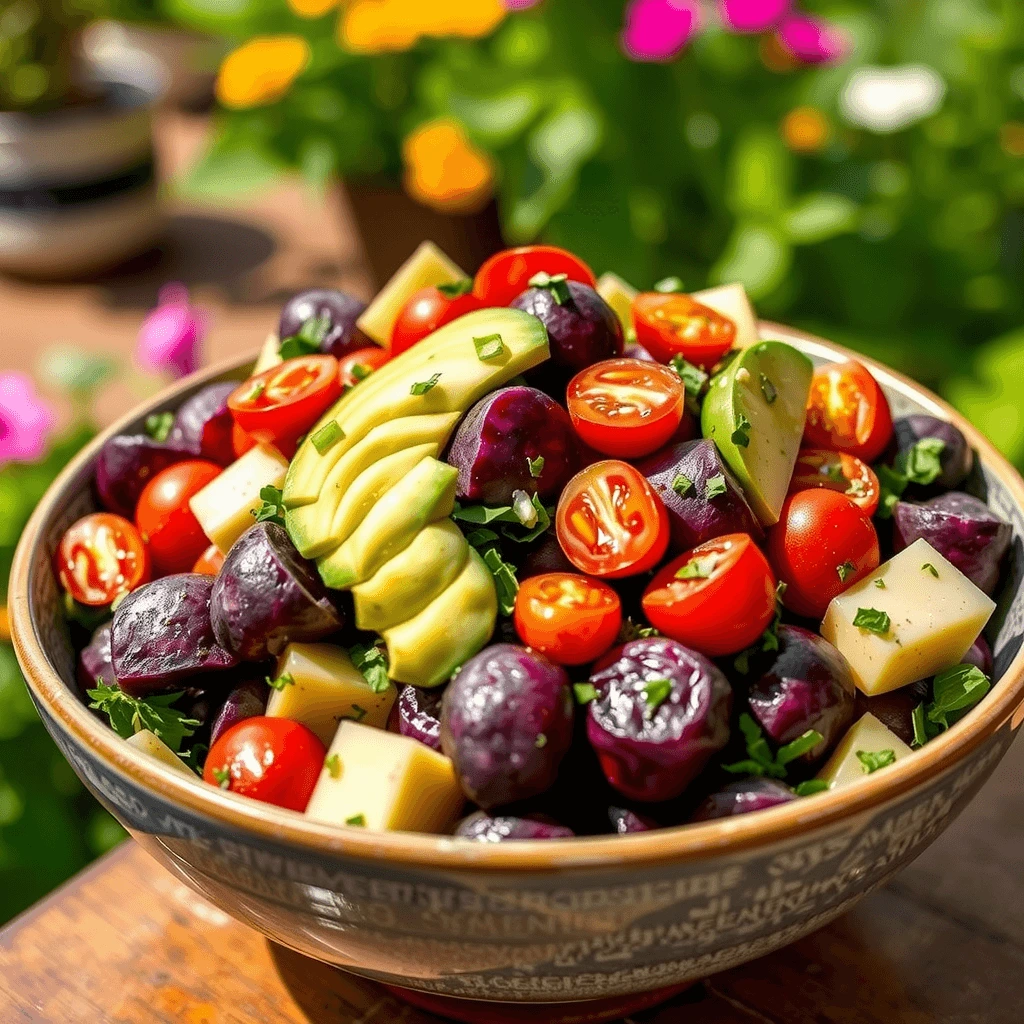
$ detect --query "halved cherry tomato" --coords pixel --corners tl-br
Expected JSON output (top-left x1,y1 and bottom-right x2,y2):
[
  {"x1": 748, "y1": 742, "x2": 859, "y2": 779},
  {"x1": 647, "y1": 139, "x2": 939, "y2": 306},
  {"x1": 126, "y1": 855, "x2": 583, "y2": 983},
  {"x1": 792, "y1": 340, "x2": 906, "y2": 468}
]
[
  {"x1": 228, "y1": 355, "x2": 342, "y2": 451},
  {"x1": 789, "y1": 448, "x2": 880, "y2": 516},
  {"x1": 338, "y1": 346, "x2": 390, "y2": 389},
  {"x1": 555, "y1": 460, "x2": 669, "y2": 578},
  {"x1": 136, "y1": 460, "x2": 221, "y2": 576},
  {"x1": 804, "y1": 359, "x2": 893, "y2": 464},
  {"x1": 631, "y1": 293, "x2": 736, "y2": 367},
  {"x1": 390, "y1": 281, "x2": 481, "y2": 355},
  {"x1": 54, "y1": 513, "x2": 150, "y2": 607},
  {"x1": 767, "y1": 490, "x2": 880, "y2": 620},
  {"x1": 642, "y1": 533, "x2": 776, "y2": 657},
  {"x1": 567, "y1": 358, "x2": 686, "y2": 458},
  {"x1": 203, "y1": 716, "x2": 325, "y2": 812},
  {"x1": 231, "y1": 421, "x2": 258, "y2": 459},
  {"x1": 193, "y1": 544, "x2": 225, "y2": 576},
  {"x1": 514, "y1": 573, "x2": 622, "y2": 665},
  {"x1": 473, "y1": 245, "x2": 596, "y2": 307}
]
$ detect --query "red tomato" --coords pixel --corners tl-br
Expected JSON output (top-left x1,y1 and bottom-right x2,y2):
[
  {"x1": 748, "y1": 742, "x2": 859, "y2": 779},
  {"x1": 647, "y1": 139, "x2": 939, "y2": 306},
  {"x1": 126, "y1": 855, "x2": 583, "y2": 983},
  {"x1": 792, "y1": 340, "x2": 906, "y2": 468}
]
[
  {"x1": 473, "y1": 245, "x2": 596, "y2": 307},
  {"x1": 767, "y1": 490, "x2": 880, "y2": 620},
  {"x1": 555, "y1": 461, "x2": 669, "y2": 578},
  {"x1": 514, "y1": 573, "x2": 622, "y2": 665},
  {"x1": 338, "y1": 346, "x2": 390, "y2": 389},
  {"x1": 228, "y1": 355, "x2": 342, "y2": 451},
  {"x1": 789, "y1": 448, "x2": 880, "y2": 516},
  {"x1": 192, "y1": 544, "x2": 225, "y2": 576},
  {"x1": 804, "y1": 359, "x2": 893, "y2": 464},
  {"x1": 231, "y1": 421, "x2": 258, "y2": 458},
  {"x1": 631, "y1": 293, "x2": 737, "y2": 367},
  {"x1": 566, "y1": 358, "x2": 686, "y2": 458},
  {"x1": 203, "y1": 716, "x2": 325, "y2": 812},
  {"x1": 54, "y1": 513, "x2": 150, "y2": 607},
  {"x1": 135, "y1": 460, "x2": 221, "y2": 576},
  {"x1": 642, "y1": 534, "x2": 776, "y2": 657},
  {"x1": 390, "y1": 282, "x2": 481, "y2": 354}
]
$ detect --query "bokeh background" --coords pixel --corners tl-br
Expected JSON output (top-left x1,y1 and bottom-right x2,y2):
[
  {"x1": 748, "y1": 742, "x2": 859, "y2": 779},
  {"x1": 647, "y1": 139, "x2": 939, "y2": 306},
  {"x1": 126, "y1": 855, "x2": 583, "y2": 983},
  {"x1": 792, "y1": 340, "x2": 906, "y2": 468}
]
[{"x1": 2, "y1": 0, "x2": 1024, "y2": 923}]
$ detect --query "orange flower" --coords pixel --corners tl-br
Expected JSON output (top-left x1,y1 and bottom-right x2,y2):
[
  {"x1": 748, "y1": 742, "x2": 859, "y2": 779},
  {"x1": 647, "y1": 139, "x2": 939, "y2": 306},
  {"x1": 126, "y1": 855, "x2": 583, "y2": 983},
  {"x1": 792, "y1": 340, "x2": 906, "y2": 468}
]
[
  {"x1": 782, "y1": 106, "x2": 829, "y2": 153},
  {"x1": 288, "y1": 0, "x2": 341, "y2": 16},
  {"x1": 340, "y1": 0, "x2": 507, "y2": 54},
  {"x1": 403, "y1": 119, "x2": 495, "y2": 214},
  {"x1": 216, "y1": 36, "x2": 311, "y2": 110},
  {"x1": 0, "y1": 606, "x2": 9, "y2": 643}
]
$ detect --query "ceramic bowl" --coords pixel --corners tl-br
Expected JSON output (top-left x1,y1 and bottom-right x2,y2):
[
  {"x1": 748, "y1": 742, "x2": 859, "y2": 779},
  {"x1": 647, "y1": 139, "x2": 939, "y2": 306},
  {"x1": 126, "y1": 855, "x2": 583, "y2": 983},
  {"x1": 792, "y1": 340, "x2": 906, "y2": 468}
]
[{"x1": 10, "y1": 325, "x2": 1024, "y2": 1005}]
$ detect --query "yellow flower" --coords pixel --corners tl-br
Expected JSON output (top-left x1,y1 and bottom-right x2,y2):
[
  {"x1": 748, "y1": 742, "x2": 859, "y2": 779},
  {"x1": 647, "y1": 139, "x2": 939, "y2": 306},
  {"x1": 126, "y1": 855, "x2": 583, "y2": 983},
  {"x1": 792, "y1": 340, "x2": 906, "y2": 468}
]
[
  {"x1": 288, "y1": 0, "x2": 341, "y2": 16},
  {"x1": 0, "y1": 606, "x2": 9, "y2": 643},
  {"x1": 340, "y1": 0, "x2": 507, "y2": 54},
  {"x1": 216, "y1": 36, "x2": 311, "y2": 110},
  {"x1": 782, "y1": 106, "x2": 829, "y2": 153},
  {"x1": 403, "y1": 119, "x2": 495, "y2": 214}
]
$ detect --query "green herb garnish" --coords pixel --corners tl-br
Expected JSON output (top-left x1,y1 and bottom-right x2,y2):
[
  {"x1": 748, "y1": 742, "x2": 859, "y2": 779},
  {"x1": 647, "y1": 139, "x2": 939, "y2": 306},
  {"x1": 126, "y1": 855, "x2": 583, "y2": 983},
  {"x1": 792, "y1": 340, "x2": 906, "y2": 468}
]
[
  {"x1": 87, "y1": 681, "x2": 200, "y2": 753},
  {"x1": 857, "y1": 749, "x2": 896, "y2": 774},
  {"x1": 874, "y1": 578, "x2": 886, "y2": 589},
  {"x1": 795, "y1": 779, "x2": 829, "y2": 796},
  {"x1": 875, "y1": 464, "x2": 908, "y2": 519},
  {"x1": 722, "y1": 713, "x2": 823, "y2": 779},
  {"x1": 245, "y1": 380, "x2": 266, "y2": 402},
  {"x1": 911, "y1": 703, "x2": 932, "y2": 748},
  {"x1": 675, "y1": 554, "x2": 718, "y2": 580},
  {"x1": 438, "y1": 279, "x2": 473, "y2": 298},
  {"x1": 535, "y1": 733, "x2": 548, "y2": 748},
  {"x1": 852, "y1": 607, "x2": 891, "y2": 636},
  {"x1": 410, "y1": 372, "x2": 442, "y2": 396},
  {"x1": 310, "y1": 421, "x2": 344, "y2": 455},
  {"x1": 653, "y1": 276, "x2": 685, "y2": 293},
  {"x1": 212, "y1": 767, "x2": 231, "y2": 789},
  {"x1": 266, "y1": 672, "x2": 295, "y2": 691},
  {"x1": 836, "y1": 560, "x2": 856, "y2": 583},
  {"x1": 669, "y1": 355, "x2": 709, "y2": 410},
  {"x1": 897, "y1": 437, "x2": 946, "y2": 486},
  {"x1": 324, "y1": 753, "x2": 342, "y2": 778},
  {"x1": 527, "y1": 455, "x2": 545, "y2": 478},
  {"x1": 252, "y1": 484, "x2": 286, "y2": 526},
  {"x1": 349, "y1": 643, "x2": 391, "y2": 693},
  {"x1": 279, "y1": 313, "x2": 330, "y2": 360},
  {"x1": 671, "y1": 474, "x2": 694, "y2": 497},
  {"x1": 529, "y1": 271, "x2": 572, "y2": 304},
  {"x1": 705, "y1": 474, "x2": 727, "y2": 500},
  {"x1": 349, "y1": 704, "x2": 368, "y2": 722},
  {"x1": 345, "y1": 813, "x2": 366, "y2": 826},
  {"x1": 452, "y1": 496, "x2": 553, "y2": 544},
  {"x1": 731, "y1": 413, "x2": 752, "y2": 448},
  {"x1": 482, "y1": 546, "x2": 519, "y2": 616},
  {"x1": 617, "y1": 618, "x2": 661, "y2": 642},
  {"x1": 144, "y1": 411, "x2": 174, "y2": 442},
  {"x1": 922, "y1": 562, "x2": 939, "y2": 578},
  {"x1": 474, "y1": 333, "x2": 505, "y2": 361},
  {"x1": 642, "y1": 678, "x2": 672, "y2": 712},
  {"x1": 927, "y1": 664, "x2": 990, "y2": 729},
  {"x1": 574, "y1": 683, "x2": 599, "y2": 704},
  {"x1": 759, "y1": 374, "x2": 778, "y2": 404},
  {"x1": 350, "y1": 362, "x2": 371, "y2": 382}
]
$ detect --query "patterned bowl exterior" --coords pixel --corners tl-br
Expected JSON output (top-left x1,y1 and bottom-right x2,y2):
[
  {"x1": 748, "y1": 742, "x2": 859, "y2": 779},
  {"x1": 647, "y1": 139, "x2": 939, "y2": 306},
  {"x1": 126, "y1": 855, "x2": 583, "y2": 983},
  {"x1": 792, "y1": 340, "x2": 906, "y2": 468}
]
[{"x1": 10, "y1": 324, "x2": 1024, "y2": 1004}]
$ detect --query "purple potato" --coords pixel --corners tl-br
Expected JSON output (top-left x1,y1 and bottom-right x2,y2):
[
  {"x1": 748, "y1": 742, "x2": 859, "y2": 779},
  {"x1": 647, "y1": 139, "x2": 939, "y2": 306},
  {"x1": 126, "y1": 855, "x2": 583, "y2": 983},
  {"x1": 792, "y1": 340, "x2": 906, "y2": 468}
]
[
  {"x1": 964, "y1": 634, "x2": 994, "y2": 676},
  {"x1": 170, "y1": 382, "x2": 236, "y2": 465},
  {"x1": 745, "y1": 626, "x2": 856, "y2": 763},
  {"x1": 95, "y1": 434, "x2": 192, "y2": 519},
  {"x1": 447, "y1": 386, "x2": 579, "y2": 505},
  {"x1": 893, "y1": 492, "x2": 1011, "y2": 595},
  {"x1": 210, "y1": 679, "x2": 270, "y2": 746},
  {"x1": 635, "y1": 439, "x2": 762, "y2": 553},
  {"x1": 455, "y1": 812, "x2": 574, "y2": 842},
  {"x1": 397, "y1": 684, "x2": 445, "y2": 751},
  {"x1": 624, "y1": 341, "x2": 655, "y2": 362},
  {"x1": 111, "y1": 574, "x2": 238, "y2": 696},
  {"x1": 608, "y1": 806, "x2": 657, "y2": 834},
  {"x1": 210, "y1": 523, "x2": 342, "y2": 661},
  {"x1": 586, "y1": 637, "x2": 732, "y2": 803},
  {"x1": 691, "y1": 778, "x2": 797, "y2": 822},
  {"x1": 441, "y1": 644, "x2": 574, "y2": 809},
  {"x1": 278, "y1": 288, "x2": 369, "y2": 359},
  {"x1": 77, "y1": 623, "x2": 114, "y2": 694},
  {"x1": 853, "y1": 679, "x2": 930, "y2": 746},
  {"x1": 889, "y1": 415, "x2": 973, "y2": 491},
  {"x1": 520, "y1": 535, "x2": 576, "y2": 579}
]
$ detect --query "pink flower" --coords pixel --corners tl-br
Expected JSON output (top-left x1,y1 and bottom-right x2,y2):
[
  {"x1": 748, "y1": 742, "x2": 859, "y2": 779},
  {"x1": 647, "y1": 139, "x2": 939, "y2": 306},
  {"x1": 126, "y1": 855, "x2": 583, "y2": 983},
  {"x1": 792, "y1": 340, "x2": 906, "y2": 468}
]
[
  {"x1": 622, "y1": 0, "x2": 702, "y2": 63},
  {"x1": 719, "y1": 0, "x2": 790, "y2": 34},
  {"x1": 135, "y1": 284, "x2": 208, "y2": 379},
  {"x1": 0, "y1": 372, "x2": 55, "y2": 467},
  {"x1": 777, "y1": 14, "x2": 849, "y2": 64}
]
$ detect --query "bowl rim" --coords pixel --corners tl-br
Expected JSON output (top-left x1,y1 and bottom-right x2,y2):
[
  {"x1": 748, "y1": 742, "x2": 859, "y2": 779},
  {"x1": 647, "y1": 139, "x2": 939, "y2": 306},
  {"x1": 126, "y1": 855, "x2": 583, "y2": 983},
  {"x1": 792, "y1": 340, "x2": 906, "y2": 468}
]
[{"x1": 10, "y1": 322, "x2": 1024, "y2": 873}]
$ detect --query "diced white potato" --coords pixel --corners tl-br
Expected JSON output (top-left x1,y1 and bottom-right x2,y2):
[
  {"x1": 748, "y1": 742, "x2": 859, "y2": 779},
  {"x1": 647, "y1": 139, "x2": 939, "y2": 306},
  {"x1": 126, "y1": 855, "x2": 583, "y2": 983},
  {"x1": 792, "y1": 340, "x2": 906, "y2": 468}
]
[
  {"x1": 267, "y1": 642, "x2": 396, "y2": 745},
  {"x1": 189, "y1": 443, "x2": 289, "y2": 555},
  {"x1": 596, "y1": 272, "x2": 638, "y2": 340},
  {"x1": 817, "y1": 713, "x2": 913, "y2": 790},
  {"x1": 305, "y1": 721, "x2": 464, "y2": 833},
  {"x1": 821, "y1": 538, "x2": 996, "y2": 696},
  {"x1": 252, "y1": 333, "x2": 283, "y2": 374},
  {"x1": 356, "y1": 242, "x2": 467, "y2": 346},
  {"x1": 692, "y1": 282, "x2": 759, "y2": 349},
  {"x1": 126, "y1": 729, "x2": 196, "y2": 777}
]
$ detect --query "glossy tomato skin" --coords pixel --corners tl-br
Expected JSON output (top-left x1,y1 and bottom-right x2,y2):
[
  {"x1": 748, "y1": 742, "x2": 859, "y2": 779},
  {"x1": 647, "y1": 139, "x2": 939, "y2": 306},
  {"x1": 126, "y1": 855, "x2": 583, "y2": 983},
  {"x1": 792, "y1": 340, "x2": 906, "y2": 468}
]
[
  {"x1": 192, "y1": 544, "x2": 225, "y2": 576},
  {"x1": 54, "y1": 513, "x2": 150, "y2": 607},
  {"x1": 556, "y1": 460, "x2": 669, "y2": 578},
  {"x1": 203, "y1": 716, "x2": 326, "y2": 812},
  {"x1": 338, "y1": 346, "x2": 390, "y2": 389},
  {"x1": 474, "y1": 245, "x2": 597, "y2": 307},
  {"x1": 231, "y1": 421, "x2": 258, "y2": 459},
  {"x1": 789, "y1": 448, "x2": 880, "y2": 516},
  {"x1": 642, "y1": 534, "x2": 776, "y2": 657},
  {"x1": 390, "y1": 284, "x2": 481, "y2": 354},
  {"x1": 567, "y1": 358, "x2": 685, "y2": 458},
  {"x1": 804, "y1": 359, "x2": 893, "y2": 464},
  {"x1": 767, "y1": 490, "x2": 880, "y2": 620},
  {"x1": 632, "y1": 293, "x2": 737, "y2": 367},
  {"x1": 135, "y1": 460, "x2": 221, "y2": 577},
  {"x1": 514, "y1": 573, "x2": 622, "y2": 666}
]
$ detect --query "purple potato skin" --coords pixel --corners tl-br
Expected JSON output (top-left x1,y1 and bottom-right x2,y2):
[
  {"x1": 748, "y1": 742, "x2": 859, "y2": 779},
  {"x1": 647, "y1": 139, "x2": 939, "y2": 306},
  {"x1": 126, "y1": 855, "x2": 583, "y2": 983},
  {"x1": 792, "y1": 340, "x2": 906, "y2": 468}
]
[
  {"x1": 455, "y1": 811, "x2": 575, "y2": 842},
  {"x1": 691, "y1": 778, "x2": 797, "y2": 822},
  {"x1": 854, "y1": 679, "x2": 930, "y2": 746},
  {"x1": 77, "y1": 623, "x2": 114, "y2": 694},
  {"x1": 447, "y1": 386, "x2": 579, "y2": 505},
  {"x1": 170, "y1": 382, "x2": 236, "y2": 465},
  {"x1": 278, "y1": 288, "x2": 369, "y2": 359},
  {"x1": 635, "y1": 439, "x2": 762, "y2": 553},
  {"x1": 441, "y1": 644, "x2": 574, "y2": 809},
  {"x1": 95, "y1": 434, "x2": 192, "y2": 518},
  {"x1": 586, "y1": 638, "x2": 732, "y2": 803},
  {"x1": 608, "y1": 806, "x2": 657, "y2": 834},
  {"x1": 111, "y1": 575, "x2": 238, "y2": 696},
  {"x1": 624, "y1": 341, "x2": 655, "y2": 362},
  {"x1": 746, "y1": 626, "x2": 856, "y2": 763},
  {"x1": 964, "y1": 635, "x2": 994, "y2": 676},
  {"x1": 210, "y1": 523, "x2": 342, "y2": 661},
  {"x1": 889, "y1": 415, "x2": 973, "y2": 491},
  {"x1": 209, "y1": 679, "x2": 270, "y2": 746},
  {"x1": 893, "y1": 492, "x2": 1011, "y2": 595},
  {"x1": 520, "y1": 535, "x2": 576, "y2": 579},
  {"x1": 397, "y1": 684, "x2": 445, "y2": 751}
]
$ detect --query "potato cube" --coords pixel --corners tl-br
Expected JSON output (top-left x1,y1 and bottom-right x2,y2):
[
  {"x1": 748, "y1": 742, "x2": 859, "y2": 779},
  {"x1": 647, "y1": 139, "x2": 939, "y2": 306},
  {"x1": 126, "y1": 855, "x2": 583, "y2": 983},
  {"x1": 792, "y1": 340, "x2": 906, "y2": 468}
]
[
  {"x1": 817, "y1": 713, "x2": 913, "y2": 790},
  {"x1": 126, "y1": 729, "x2": 196, "y2": 777}
]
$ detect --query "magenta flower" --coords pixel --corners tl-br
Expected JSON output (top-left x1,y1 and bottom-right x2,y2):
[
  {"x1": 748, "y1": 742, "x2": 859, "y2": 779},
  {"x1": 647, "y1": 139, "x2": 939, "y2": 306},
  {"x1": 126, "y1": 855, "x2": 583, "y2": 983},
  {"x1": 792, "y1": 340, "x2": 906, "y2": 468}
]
[
  {"x1": 0, "y1": 372, "x2": 55, "y2": 467},
  {"x1": 719, "y1": 0, "x2": 790, "y2": 34},
  {"x1": 135, "y1": 284, "x2": 208, "y2": 379},
  {"x1": 622, "y1": 0, "x2": 702, "y2": 63},
  {"x1": 777, "y1": 14, "x2": 849, "y2": 64}
]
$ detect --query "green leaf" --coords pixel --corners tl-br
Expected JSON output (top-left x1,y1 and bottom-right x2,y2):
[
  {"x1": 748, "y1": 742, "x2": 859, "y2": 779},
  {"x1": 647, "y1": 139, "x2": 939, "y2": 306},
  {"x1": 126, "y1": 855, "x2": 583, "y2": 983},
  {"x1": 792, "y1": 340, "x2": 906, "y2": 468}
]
[
  {"x1": 875, "y1": 464, "x2": 909, "y2": 519},
  {"x1": 345, "y1": 813, "x2": 366, "y2": 826},
  {"x1": 922, "y1": 562, "x2": 939, "y2": 578},
  {"x1": 857, "y1": 749, "x2": 897, "y2": 774},
  {"x1": 711, "y1": 222, "x2": 792, "y2": 302},
  {"x1": 776, "y1": 730, "x2": 824, "y2": 766},
  {"x1": 349, "y1": 644, "x2": 391, "y2": 694},
  {"x1": 674, "y1": 554, "x2": 718, "y2": 580},
  {"x1": 759, "y1": 373, "x2": 778, "y2": 404},
  {"x1": 252, "y1": 484, "x2": 286, "y2": 526},
  {"x1": 911, "y1": 703, "x2": 934, "y2": 748},
  {"x1": 410, "y1": 373, "x2": 443, "y2": 396},
  {"x1": 669, "y1": 355, "x2": 709, "y2": 405},
  {"x1": 671, "y1": 474, "x2": 694, "y2": 498},
  {"x1": 654, "y1": 276, "x2": 685, "y2": 293},
  {"x1": 174, "y1": 141, "x2": 284, "y2": 202},
  {"x1": 896, "y1": 438, "x2": 946, "y2": 486},
  {"x1": 795, "y1": 779, "x2": 829, "y2": 796},
  {"x1": 853, "y1": 607, "x2": 891, "y2": 636},
  {"x1": 726, "y1": 128, "x2": 792, "y2": 218},
  {"x1": 39, "y1": 346, "x2": 117, "y2": 398},
  {"x1": 927, "y1": 664, "x2": 990, "y2": 728},
  {"x1": 836, "y1": 560, "x2": 856, "y2": 583},
  {"x1": 266, "y1": 672, "x2": 294, "y2": 692},
  {"x1": 439, "y1": 279, "x2": 473, "y2": 299},
  {"x1": 481, "y1": 546, "x2": 519, "y2": 616},
  {"x1": 474, "y1": 333, "x2": 506, "y2": 361},
  {"x1": 144, "y1": 412, "x2": 175, "y2": 443},
  {"x1": 310, "y1": 421, "x2": 344, "y2": 455},
  {"x1": 642, "y1": 678, "x2": 672, "y2": 712},
  {"x1": 573, "y1": 683, "x2": 598, "y2": 704},
  {"x1": 528, "y1": 271, "x2": 572, "y2": 304},
  {"x1": 86, "y1": 682, "x2": 199, "y2": 753},
  {"x1": 452, "y1": 503, "x2": 514, "y2": 526},
  {"x1": 324, "y1": 753, "x2": 342, "y2": 779},
  {"x1": 705, "y1": 474, "x2": 728, "y2": 500},
  {"x1": 527, "y1": 456, "x2": 545, "y2": 478},
  {"x1": 731, "y1": 413, "x2": 752, "y2": 448}
]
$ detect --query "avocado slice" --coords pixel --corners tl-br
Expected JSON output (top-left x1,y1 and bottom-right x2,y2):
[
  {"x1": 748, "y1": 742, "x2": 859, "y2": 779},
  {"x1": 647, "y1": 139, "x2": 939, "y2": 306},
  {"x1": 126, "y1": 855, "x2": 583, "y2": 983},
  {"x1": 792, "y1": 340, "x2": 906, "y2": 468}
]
[
  {"x1": 701, "y1": 341, "x2": 813, "y2": 526},
  {"x1": 352, "y1": 519, "x2": 469, "y2": 632},
  {"x1": 316, "y1": 457, "x2": 458, "y2": 589},
  {"x1": 382, "y1": 546, "x2": 497, "y2": 688},
  {"x1": 284, "y1": 308, "x2": 550, "y2": 508}
]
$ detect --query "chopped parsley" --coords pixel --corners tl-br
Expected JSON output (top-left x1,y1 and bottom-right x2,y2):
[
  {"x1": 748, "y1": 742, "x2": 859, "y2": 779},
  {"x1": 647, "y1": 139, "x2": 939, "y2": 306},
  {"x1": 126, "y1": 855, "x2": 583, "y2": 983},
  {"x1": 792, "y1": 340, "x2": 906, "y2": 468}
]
[
  {"x1": 528, "y1": 271, "x2": 572, "y2": 304},
  {"x1": 438, "y1": 279, "x2": 473, "y2": 298},
  {"x1": 573, "y1": 683, "x2": 599, "y2": 704},
  {"x1": 266, "y1": 672, "x2": 295, "y2": 691},
  {"x1": 279, "y1": 313, "x2": 330, "y2": 360},
  {"x1": 144, "y1": 411, "x2": 174, "y2": 442},
  {"x1": 874, "y1": 578, "x2": 886, "y2": 589},
  {"x1": 452, "y1": 496, "x2": 552, "y2": 544},
  {"x1": 669, "y1": 355, "x2": 708, "y2": 411},
  {"x1": 642, "y1": 678, "x2": 672, "y2": 712},
  {"x1": 310, "y1": 421, "x2": 344, "y2": 455},
  {"x1": 875, "y1": 464, "x2": 908, "y2": 519},
  {"x1": 857, "y1": 749, "x2": 896, "y2": 774},
  {"x1": 836, "y1": 560, "x2": 856, "y2": 583},
  {"x1": 852, "y1": 607, "x2": 891, "y2": 636},
  {"x1": 482, "y1": 546, "x2": 519, "y2": 616},
  {"x1": 759, "y1": 373, "x2": 778, "y2": 404},
  {"x1": 244, "y1": 380, "x2": 266, "y2": 402},
  {"x1": 350, "y1": 362, "x2": 371, "y2": 382},
  {"x1": 653, "y1": 276, "x2": 685, "y2": 293},
  {"x1": 535, "y1": 733, "x2": 548, "y2": 749},
  {"x1": 473, "y1": 333, "x2": 505, "y2": 361},
  {"x1": 349, "y1": 644, "x2": 391, "y2": 693},
  {"x1": 704, "y1": 474, "x2": 727, "y2": 500},
  {"x1": 348, "y1": 704, "x2": 368, "y2": 722},
  {"x1": 822, "y1": 462, "x2": 846, "y2": 484},
  {"x1": 922, "y1": 562, "x2": 939, "y2": 578},
  {"x1": 675, "y1": 554, "x2": 718, "y2": 580},
  {"x1": 252, "y1": 484, "x2": 286, "y2": 527},
  {"x1": 527, "y1": 455, "x2": 545, "y2": 478},
  {"x1": 345, "y1": 814, "x2": 366, "y2": 826},
  {"x1": 731, "y1": 413, "x2": 752, "y2": 448},
  {"x1": 617, "y1": 618, "x2": 661, "y2": 642},
  {"x1": 324, "y1": 753, "x2": 342, "y2": 779},
  {"x1": 671, "y1": 473, "x2": 694, "y2": 497},
  {"x1": 897, "y1": 437, "x2": 946, "y2": 486},
  {"x1": 410, "y1": 372, "x2": 442, "y2": 396},
  {"x1": 87, "y1": 681, "x2": 200, "y2": 752},
  {"x1": 721, "y1": 713, "x2": 824, "y2": 780},
  {"x1": 911, "y1": 664, "x2": 992, "y2": 748},
  {"x1": 795, "y1": 779, "x2": 829, "y2": 797},
  {"x1": 212, "y1": 767, "x2": 231, "y2": 789}
]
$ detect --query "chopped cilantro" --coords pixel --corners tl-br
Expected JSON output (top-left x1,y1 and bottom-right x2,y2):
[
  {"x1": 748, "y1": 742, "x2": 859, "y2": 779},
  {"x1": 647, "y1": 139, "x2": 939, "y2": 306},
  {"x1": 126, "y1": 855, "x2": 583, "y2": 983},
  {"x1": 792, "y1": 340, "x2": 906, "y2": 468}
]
[
  {"x1": 244, "y1": 380, "x2": 265, "y2": 402},
  {"x1": 671, "y1": 473, "x2": 694, "y2": 497},
  {"x1": 822, "y1": 462, "x2": 846, "y2": 484},
  {"x1": 675, "y1": 554, "x2": 718, "y2": 580},
  {"x1": 759, "y1": 373, "x2": 778, "y2": 404},
  {"x1": 452, "y1": 496, "x2": 552, "y2": 544},
  {"x1": 144, "y1": 411, "x2": 174, "y2": 442},
  {"x1": 252, "y1": 484, "x2": 286, "y2": 526},
  {"x1": 438, "y1": 279, "x2": 473, "y2": 298},
  {"x1": 922, "y1": 562, "x2": 939, "y2": 578},
  {"x1": 410, "y1": 372, "x2": 442, "y2": 396},
  {"x1": 897, "y1": 437, "x2": 946, "y2": 486},
  {"x1": 535, "y1": 733, "x2": 548, "y2": 749},
  {"x1": 874, "y1": 578, "x2": 886, "y2": 589},
  {"x1": 349, "y1": 644, "x2": 391, "y2": 693},
  {"x1": 266, "y1": 672, "x2": 295, "y2": 691},
  {"x1": 722, "y1": 713, "x2": 822, "y2": 779},
  {"x1": 731, "y1": 413, "x2": 752, "y2": 448},
  {"x1": 852, "y1": 607, "x2": 891, "y2": 636},
  {"x1": 836, "y1": 560, "x2": 856, "y2": 583},
  {"x1": 350, "y1": 362, "x2": 371, "y2": 382},
  {"x1": 87, "y1": 681, "x2": 200, "y2": 752},
  {"x1": 875, "y1": 464, "x2": 908, "y2": 519},
  {"x1": 345, "y1": 814, "x2": 366, "y2": 826},
  {"x1": 669, "y1": 354, "x2": 708, "y2": 410},
  {"x1": 212, "y1": 767, "x2": 231, "y2": 789},
  {"x1": 705, "y1": 474, "x2": 727, "y2": 500},
  {"x1": 795, "y1": 779, "x2": 829, "y2": 797},
  {"x1": 777, "y1": 730, "x2": 823, "y2": 766},
  {"x1": 857, "y1": 749, "x2": 896, "y2": 774},
  {"x1": 926, "y1": 664, "x2": 990, "y2": 730},
  {"x1": 474, "y1": 333, "x2": 505, "y2": 361},
  {"x1": 482, "y1": 546, "x2": 519, "y2": 616},
  {"x1": 527, "y1": 455, "x2": 545, "y2": 478},
  {"x1": 617, "y1": 618, "x2": 661, "y2": 642},
  {"x1": 653, "y1": 276, "x2": 685, "y2": 293},
  {"x1": 324, "y1": 753, "x2": 342, "y2": 779},
  {"x1": 574, "y1": 683, "x2": 599, "y2": 704},
  {"x1": 310, "y1": 421, "x2": 344, "y2": 455},
  {"x1": 528, "y1": 271, "x2": 572, "y2": 304},
  {"x1": 280, "y1": 314, "x2": 330, "y2": 360},
  {"x1": 642, "y1": 678, "x2": 672, "y2": 712}
]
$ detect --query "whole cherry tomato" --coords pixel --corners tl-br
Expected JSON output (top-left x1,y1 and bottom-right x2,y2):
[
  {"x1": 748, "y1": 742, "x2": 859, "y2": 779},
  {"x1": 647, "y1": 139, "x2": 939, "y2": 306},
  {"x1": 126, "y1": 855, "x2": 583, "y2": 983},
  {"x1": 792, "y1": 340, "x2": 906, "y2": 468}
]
[
  {"x1": 514, "y1": 573, "x2": 622, "y2": 665},
  {"x1": 642, "y1": 533, "x2": 776, "y2": 657},
  {"x1": 390, "y1": 281, "x2": 481, "y2": 354},
  {"x1": 338, "y1": 346, "x2": 390, "y2": 389},
  {"x1": 789, "y1": 448, "x2": 880, "y2": 516},
  {"x1": 54, "y1": 513, "x2": 150, "y2": 607},
  {"x1": 567, "y1": 358, "x2": 686, "y2": 458},
  {"x1": 231, "y1": 421, "x2": 258, "y2": 459},
  {"x1": 203, "y1": 716, "x2": 326, "y2": 812},
  {"x1": 767, "y1": 490, "x2": 880, "y2": 620},
  {"x1": 473, "y1": 245, "x2": 596, "y2": 307},
  {"x1": 136, "y1": 460, "x2": 221, "y2": 576},
  {"x1": 555, "y1": 460, "x2": 669, "y2": 578},
  {"x1": 192, "y1": 544, "x2": 225, "y2": 576},
  {"x1": 804, "y1": 359, "x2": 893, "y2": 464},
  {"x1": 631, "y1": 292, "x2": 737, "y2": 367}
]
